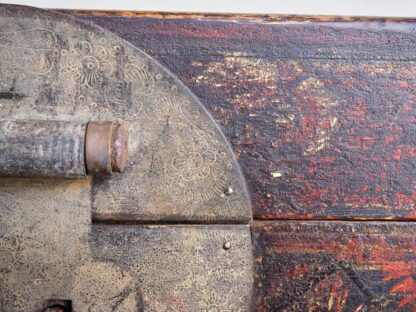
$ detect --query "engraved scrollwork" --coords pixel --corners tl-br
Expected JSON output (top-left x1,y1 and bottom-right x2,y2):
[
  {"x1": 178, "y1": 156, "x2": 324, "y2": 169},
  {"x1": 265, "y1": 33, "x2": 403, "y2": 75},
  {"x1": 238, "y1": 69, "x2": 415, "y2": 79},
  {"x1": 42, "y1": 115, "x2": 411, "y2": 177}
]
[
  {"x1": 125, "y1": 62, "x2": 156, "y2": 97},
  {"x1": 1, "y1": 5, "x2": 252, "y2": 310},
  {"x1": 137, "y1": 92, "x2": 231, "y2": 207},
  {"x1": 91, "y1": 226, "x2": 252, "y2": 311},
  {"x1": 103, "y1": 56, "x2": 155, "y2": 118},
  {"x1": 0, "y1": 28, "x2": 57, "y2": 75},
  {"x1": 0, "y1": 231, "x2": 53, "y2": 310},
  {"x1": 70, "y1": 261, "x2": 142, "y2": 311},
  {"x1": 0, "y1": 5, "x2": 250, "y2": 223},
  {"x1": 61, "y1": 40, "x2": 113, "y2": 88}
]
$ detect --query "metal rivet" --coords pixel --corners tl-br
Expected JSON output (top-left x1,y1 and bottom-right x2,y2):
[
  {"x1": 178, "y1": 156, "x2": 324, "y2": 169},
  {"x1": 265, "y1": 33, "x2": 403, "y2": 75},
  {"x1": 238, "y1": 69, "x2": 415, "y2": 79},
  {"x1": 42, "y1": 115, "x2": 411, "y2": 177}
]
[
  {"x1": 224, "y1": 187, "x2": 234, "y2": 196},
  {"x1": 223, "y1": 241, "x2": 231, "y2": 250}
]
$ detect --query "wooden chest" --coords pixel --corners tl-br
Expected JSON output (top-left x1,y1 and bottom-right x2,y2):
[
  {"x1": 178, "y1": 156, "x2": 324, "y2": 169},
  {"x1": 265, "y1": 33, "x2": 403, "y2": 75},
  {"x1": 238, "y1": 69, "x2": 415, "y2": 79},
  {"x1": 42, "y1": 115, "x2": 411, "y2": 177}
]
[
  {"x1": 1, "y1": 6, "x2": 415, "y2": 311},
  {"x1": 69, "y1": 11, "x2": 416, "y2": 311}
]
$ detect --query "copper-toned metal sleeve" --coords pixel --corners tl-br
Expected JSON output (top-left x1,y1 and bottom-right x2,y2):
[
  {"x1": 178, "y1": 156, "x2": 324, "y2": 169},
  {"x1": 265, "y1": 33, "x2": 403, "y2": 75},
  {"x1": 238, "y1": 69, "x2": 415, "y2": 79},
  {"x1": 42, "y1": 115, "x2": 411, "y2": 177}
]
[
  {"x1": 110, "y1": 122, "x2": 129, "y2": 173},
  {"x1": 85, "y1": 121, "x2": 129, "y2": 175}
]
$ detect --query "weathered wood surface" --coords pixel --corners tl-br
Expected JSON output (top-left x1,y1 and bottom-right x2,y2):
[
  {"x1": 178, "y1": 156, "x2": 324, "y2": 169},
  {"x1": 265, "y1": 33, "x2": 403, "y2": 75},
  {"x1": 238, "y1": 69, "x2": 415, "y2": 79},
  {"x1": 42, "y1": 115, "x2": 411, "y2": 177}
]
[
  {"x1": 252, "y1": 221, "x2": 416, "y2": 311},
  {"x1": 68, "y1": 11, "x2": 416, "y2": 220}
]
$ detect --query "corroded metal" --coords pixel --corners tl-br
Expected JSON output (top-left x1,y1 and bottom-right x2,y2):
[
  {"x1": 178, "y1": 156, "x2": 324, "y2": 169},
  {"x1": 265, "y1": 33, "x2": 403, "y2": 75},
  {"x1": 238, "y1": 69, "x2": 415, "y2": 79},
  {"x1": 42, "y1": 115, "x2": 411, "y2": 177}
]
[
  {"x1": 0, "y1": 120, "x2": 87, "y2": 178},
  {"x1": 43, "y1": 304, "x2": 68, "y2": 312},
  {"x1": 0, "y1": 4, "x2": 251, "y2": 222},
  {"x1": 0, "y1": 177, "x2": 252, "y2": 311},
  {"x1": 85, "y1": 121, "x2": 129, "y2": 175},
  {"x1": 92, "y1": 225, "x2": 253, "y2": 311},
  {"x1": 0, "y1": 4, "x2": 253, "y2": 312},
  {"x1": 0, "y1": 120, "x2": 128, "y2": 178}
]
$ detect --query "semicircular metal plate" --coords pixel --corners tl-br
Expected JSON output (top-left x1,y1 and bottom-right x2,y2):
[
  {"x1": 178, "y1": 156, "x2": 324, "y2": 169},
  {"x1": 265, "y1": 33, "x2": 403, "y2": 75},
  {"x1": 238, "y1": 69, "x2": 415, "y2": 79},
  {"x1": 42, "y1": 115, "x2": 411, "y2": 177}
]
[
  {"x1": 0, "y1": 4, "x2": 253, "y2": 311},
  {"x1": 0, "y1": 4, "x2": 251, "y2": 223}
]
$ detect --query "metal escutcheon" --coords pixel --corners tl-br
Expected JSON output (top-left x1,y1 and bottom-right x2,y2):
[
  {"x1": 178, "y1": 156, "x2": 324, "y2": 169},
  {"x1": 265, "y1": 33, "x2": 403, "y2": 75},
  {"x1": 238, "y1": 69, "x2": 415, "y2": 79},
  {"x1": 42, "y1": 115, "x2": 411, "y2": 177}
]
[{"x1": 0, "y1": 4, "x2": 253, "y2": 311}]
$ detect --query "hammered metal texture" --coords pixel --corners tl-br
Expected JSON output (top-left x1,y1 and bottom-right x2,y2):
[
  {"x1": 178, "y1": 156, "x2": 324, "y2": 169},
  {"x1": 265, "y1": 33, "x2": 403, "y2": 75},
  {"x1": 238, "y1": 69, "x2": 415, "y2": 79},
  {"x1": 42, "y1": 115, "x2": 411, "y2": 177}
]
[
  {"x1": 0, "y1": 177, "x2": 252, "y2": 310},
  {"x1": 92, "y1": 225, "x2": 253, "y2": 311},
  {"x1": 0, "y1": 4, "x2": 251, "y2": 222},
  {"x1": 0, "y1": 5, "x2": 253, "y2": 311},
  {"x1": 0, "y1": 178, "x2": 145, "y2": 311}
]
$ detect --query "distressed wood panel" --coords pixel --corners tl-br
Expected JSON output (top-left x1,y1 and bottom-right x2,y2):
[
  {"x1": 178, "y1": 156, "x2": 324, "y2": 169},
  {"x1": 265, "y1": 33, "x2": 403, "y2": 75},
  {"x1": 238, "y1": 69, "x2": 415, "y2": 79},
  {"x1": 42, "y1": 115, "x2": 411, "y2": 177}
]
[
  {"x1": 68, "y1": 11, "x2": 416, "y2": 220},
  {"x1": 252, "y1": 221, "x2": 416, "y2": 311}
]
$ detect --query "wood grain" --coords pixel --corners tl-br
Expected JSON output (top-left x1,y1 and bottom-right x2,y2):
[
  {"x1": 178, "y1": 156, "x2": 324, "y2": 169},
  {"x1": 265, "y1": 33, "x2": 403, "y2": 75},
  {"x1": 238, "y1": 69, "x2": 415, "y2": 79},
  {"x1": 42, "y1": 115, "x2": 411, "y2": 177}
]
[
  {"x1": 67, "y1": 11, "x2": 416, "y2": 220},
  {"x1": 252, "y1": 221, "x2": 416, "y2": 311},
  {"x1": 64, "y1": 10, "x2": 416, "y2": 23}
]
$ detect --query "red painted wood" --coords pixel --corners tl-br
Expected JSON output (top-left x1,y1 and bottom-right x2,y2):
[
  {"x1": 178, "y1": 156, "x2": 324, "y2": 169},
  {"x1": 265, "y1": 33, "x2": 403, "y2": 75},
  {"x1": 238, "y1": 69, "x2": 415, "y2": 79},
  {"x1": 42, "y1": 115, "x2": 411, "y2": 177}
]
[
  {"x1": 68, "y1": 11, "x2": 415, "y2": 220},
  {"x1": 252, "y1": 221, "x2": 416, "y2": 311}
]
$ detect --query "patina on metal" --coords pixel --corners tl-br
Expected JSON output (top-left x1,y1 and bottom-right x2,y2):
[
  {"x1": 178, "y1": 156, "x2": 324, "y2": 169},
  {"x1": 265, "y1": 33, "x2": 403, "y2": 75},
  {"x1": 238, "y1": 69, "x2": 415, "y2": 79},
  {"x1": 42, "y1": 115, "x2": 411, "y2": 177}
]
[
  {"x1": 0, "y1": 120, "x2": 87, "y2": 178},
  {"x1": 0, "y1": 120, "x2": 128, "y2": 178},
  {"x1": 85, "y1": 121, "x2": 129, "y2": 175},
  {"x1": 0, "y1": 3, "x2": 251, "y2": 222},
  {"x1": 0, "y1": 4, "x2": 253, "y2": 312}
]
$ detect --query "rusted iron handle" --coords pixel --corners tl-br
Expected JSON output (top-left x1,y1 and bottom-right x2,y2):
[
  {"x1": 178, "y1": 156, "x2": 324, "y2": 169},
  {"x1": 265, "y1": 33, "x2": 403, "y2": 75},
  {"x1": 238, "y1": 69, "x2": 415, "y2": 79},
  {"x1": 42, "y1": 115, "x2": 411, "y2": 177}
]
[{"x1": 0, "y1": 120, "x2": 128, "y2": 178}]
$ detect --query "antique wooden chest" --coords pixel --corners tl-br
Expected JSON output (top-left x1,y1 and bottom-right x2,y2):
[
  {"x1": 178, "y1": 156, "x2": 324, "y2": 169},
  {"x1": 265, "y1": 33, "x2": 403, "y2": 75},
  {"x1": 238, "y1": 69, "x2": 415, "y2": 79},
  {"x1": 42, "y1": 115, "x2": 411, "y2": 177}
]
[{"x1": 0, "y1": 4, "x2": 415, "y2": 311}]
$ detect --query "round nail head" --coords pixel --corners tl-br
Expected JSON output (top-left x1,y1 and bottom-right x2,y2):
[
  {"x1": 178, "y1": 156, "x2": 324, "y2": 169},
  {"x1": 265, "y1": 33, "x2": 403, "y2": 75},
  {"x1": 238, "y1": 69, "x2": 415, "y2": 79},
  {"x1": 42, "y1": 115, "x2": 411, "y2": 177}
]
[{"x1": 224, "y1": 187, "x2": 234, "y2": 196}]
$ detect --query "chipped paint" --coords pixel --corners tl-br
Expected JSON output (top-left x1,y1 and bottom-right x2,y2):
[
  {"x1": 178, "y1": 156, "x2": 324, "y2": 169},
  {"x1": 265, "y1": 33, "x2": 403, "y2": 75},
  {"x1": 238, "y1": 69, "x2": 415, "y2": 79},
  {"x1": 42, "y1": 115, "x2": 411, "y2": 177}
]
[
  {"x1": 252, "y1": 221, "x2": 416, "y2": 311},
  {"x1": 270, "y1": 172, "x2": 283, "y2": 178}
]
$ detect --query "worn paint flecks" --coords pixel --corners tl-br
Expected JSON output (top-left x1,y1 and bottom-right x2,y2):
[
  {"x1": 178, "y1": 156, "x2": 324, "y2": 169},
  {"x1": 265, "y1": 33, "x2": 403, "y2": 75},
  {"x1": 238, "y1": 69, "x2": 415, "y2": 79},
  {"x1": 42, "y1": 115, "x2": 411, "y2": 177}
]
[{"x1": 252, "y1": 221, "x2": 416, "y2": 311}]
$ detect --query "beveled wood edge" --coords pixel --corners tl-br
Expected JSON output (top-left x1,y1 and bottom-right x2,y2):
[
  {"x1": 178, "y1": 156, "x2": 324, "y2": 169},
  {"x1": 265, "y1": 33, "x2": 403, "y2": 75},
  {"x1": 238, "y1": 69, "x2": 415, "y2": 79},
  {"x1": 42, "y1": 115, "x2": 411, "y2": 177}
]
[{"x1": 56, "y1": 9, "x2": 416, "y2": 24}]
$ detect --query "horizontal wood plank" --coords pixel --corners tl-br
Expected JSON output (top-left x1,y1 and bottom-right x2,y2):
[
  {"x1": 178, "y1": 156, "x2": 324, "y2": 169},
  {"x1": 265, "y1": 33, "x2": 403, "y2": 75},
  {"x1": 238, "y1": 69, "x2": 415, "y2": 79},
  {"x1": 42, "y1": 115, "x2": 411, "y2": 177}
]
[
  {"x1": 68, "y1": 11, "x2": 415, "y2": 220},
  {"x1": 252, "y1": 221, "x2": 416, "y2": 311}
]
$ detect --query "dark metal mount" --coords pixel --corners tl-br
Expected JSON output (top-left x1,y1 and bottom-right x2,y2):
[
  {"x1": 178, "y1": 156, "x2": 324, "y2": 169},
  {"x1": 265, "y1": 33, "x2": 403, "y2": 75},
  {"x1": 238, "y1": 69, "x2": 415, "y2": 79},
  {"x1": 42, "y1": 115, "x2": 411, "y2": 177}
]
[
  {"x1": 43, "y1": 300, "x2": 72, "y2": 312},
  {"x1": 44, "y1": 306, "x2": 67, "y2": 312}
]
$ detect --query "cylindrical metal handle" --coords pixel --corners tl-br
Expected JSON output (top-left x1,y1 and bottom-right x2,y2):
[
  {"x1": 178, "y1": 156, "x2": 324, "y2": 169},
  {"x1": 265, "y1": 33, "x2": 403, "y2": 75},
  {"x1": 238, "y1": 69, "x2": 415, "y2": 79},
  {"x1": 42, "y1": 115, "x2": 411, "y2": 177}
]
[{"x1": 0, "y1": 120, "x2": 128, "y2": 178}]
